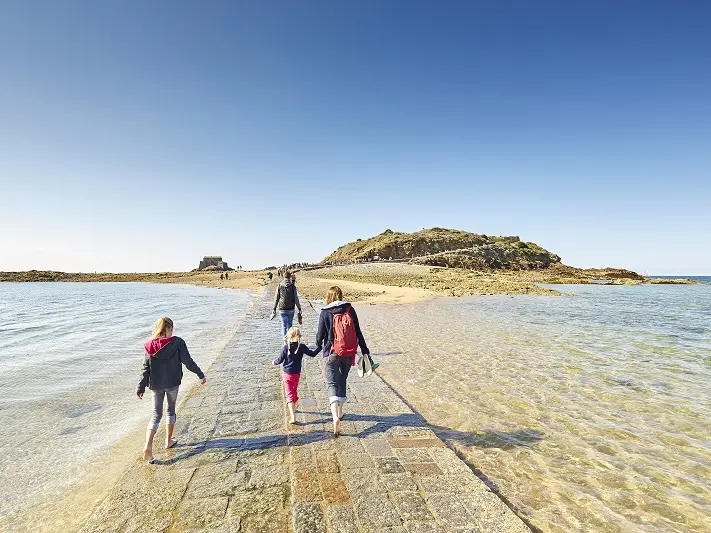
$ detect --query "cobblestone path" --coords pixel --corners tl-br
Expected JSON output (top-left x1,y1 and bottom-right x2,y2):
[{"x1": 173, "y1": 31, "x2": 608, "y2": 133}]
[{"x1": 81, "y1": 288, "x2": 530, "y2": 532}]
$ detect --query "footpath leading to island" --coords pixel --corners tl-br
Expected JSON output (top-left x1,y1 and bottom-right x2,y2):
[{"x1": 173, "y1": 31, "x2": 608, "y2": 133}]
[{"x1": 81, "y1": 286, "x2": 531, "y2": 533}]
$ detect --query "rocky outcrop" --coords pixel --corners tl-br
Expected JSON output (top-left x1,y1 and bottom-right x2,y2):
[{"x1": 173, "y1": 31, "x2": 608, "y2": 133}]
[
  {"x1": 411, "y1": 242, "x2": 561, "y2": 271},
  {"x1": 323, "y1": 228, "x2": 524, "y2": 264},
  {"x1": 323, "y1": 228, "x2": 559, "y2": 271}
]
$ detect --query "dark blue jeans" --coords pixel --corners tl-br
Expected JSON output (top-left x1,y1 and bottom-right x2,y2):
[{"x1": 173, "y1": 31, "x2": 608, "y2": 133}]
[
  {"x1": 279, "y1": 309, "x2": 295, "y2": 336},
  {"x1": 326, "y1": 354, "x2": 352, "y2": 405}
]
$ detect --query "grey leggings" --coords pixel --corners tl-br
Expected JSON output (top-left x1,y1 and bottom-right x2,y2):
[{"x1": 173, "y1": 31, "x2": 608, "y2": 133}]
[
  {"x1": 326, "y1": 355, "x2": 352, "y2": 405},
  {"x1": 148, "y1": 386, "x2": 179, "y2": 431}
]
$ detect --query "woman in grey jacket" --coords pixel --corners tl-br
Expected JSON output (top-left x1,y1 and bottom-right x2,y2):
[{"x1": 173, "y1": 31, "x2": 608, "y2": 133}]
[{"x1": 137, "y1": 317, "x2": 206, "y2": 463}]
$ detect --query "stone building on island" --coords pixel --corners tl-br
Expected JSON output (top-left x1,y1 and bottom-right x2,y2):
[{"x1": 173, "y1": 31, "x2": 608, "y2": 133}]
[{"x1": 198, "y1": 256, "x2": 230, "y2": 271}]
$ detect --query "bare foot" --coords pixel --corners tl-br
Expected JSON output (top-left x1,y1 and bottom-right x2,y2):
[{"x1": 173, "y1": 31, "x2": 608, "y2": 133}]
[
  {"x1": 166, "y1": 437, "x2": 178, "y2": 449},
  {"x1": 289, "y1": 418, "x2": 296, "y2": 424},
  {"x1": 333, "y1": 418, "x2": 341, "y2": 436},
  {"x1": 143, "y1": 449, "x2": 154, "y2": 463}
]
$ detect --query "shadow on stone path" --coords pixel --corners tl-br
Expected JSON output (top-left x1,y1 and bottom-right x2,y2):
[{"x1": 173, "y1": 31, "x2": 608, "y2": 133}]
[{"x1": 81, "y1": 287, "x2": 533, "y2": 532}]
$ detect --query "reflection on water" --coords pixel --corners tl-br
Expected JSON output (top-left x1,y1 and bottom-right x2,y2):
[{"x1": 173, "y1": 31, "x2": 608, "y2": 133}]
[
  {"x1": 360, "y1": 284, "x2": 711, "y2": 533},
  {"x1": 0, "y1": 282, "x2": 252, "y2": 531}
]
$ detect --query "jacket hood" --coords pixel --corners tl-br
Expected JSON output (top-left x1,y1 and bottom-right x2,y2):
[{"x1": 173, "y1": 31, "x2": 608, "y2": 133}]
[
  {"x1": 322, "y1": 300, "x2": 351, "y2": 313},
  {"x1": 144, "y1": 337, "x2": 177, "y2": 359},
  {"x1": 287, "y1": 341, "x2": 299, "y2": 353}
]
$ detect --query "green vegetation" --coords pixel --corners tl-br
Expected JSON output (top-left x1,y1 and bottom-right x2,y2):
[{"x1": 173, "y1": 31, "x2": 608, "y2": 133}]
[{"x1": 323, "y1": 227, "x2": 560, "y2": 271}]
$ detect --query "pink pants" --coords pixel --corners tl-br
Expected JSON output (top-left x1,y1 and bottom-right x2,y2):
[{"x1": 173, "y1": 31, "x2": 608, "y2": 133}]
[{"x1": 283, "y1": 372, "x2": 301, "y2": 403}]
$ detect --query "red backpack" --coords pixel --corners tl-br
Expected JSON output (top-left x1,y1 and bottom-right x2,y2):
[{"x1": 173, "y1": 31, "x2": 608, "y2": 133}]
[{"x1": 332, "y1": 307, "x2": 358, "y2": 357}]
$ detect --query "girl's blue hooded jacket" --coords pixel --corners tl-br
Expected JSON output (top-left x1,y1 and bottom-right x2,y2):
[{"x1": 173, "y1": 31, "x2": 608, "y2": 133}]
[{"x1": 273, "y1": 342, "x2": 320, "y2": 374}]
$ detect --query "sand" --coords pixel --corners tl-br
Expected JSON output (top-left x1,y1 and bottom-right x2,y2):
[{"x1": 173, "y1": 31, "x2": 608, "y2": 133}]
[{"x1": 294, "y1": 262, "x2": 561, "y2": 304}]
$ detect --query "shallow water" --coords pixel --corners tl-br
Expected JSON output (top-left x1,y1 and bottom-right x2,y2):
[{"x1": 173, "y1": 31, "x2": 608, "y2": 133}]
[
  {"x1": 0, "y1": 282, "x2": 252, "y2": 530},
  {"x1": 359, "y1": 284, "x2": 711, "y2": 533}
]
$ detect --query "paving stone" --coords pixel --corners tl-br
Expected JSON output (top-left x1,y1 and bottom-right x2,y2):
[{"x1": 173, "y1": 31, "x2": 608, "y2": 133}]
[
  {"x1": 174, "y1": 497, "x2": 229, "y2": 529},
  {"x1": 315, "y1": 450, "x2": 340, "y2": 473},
  {"x1": 327, "y1": 505, "x2": 359, "y2": 533},
  {"x1": 183, "y1": 396, "x2": 204, "y2": 409},
  {"x1": 334, "y1": 435, "x2": 367, "y2": 453},
  {"x1": 202, "y1": 394, "x2": 227, "y2": 407},
  {"x1": 290, "y1": 445, "x2": 314, "y2": 465},
  {"x1": 319, "y1": 473, "x2": 351, "y2": 504},
  {"x1": 395, "y1": 448, "x2": 434, "y2": 463},
  {"x1": 182, "y1": 515, "x2": 242, "y2": 533},
  {"x1": 427, "y1": 447, "x2": 473, "y2": 475},
  {"x1": 416, "y1": 475, "x2": 489, "y2": 494},
  {"x1": 404, "y1": 463, "x2": 443, "y2": 476},
  {"x1": 388, "y1": 438, "x2": 445, "y2": 449},
  {"x1": 375, "y1": 456, "x2": 406, "y2": 474},
  {"x1": 363, "y1": 438, "x2": 394, "y2": 457},
  {"x1": 461, "y1": 492, "x2": 530, "y2": 533},
  {"x1": 292, "y1": 503, "x2": 326, "y2": 533},
  {"x1": 186, "y1": 470, "x2": 246, "y2": 498},
  {"x1": 213, "y1": 416, "x2": 259, "y2": 437},
  {"x1": 247, "y1": 464, "x2": 290, "y2": 489},
  {"x1": 339, "y1": 452, "x2": 375, "y2": 470},
  {"x1": 241, "y1": 434, "x2": 289, "y2": 450},
  {"x1": 121, "y1": 512, "x2": 173, "y2": 533},
  {"x1": 240, "y1": 510, "x2": 289, "y2": 533},
  {"x1": 404, "y1": 523, "x2": 448, "y2": 533},
  {"x1": 228, "y1": 484, "x2": 289, "y2": 518},
  {"x1": 248, "y1": 409, "x2": 274, "y2": 420},
  {"x1": 293, "y1": 467, "x2": 322, "y2": 501},
  {"x1": 354, "y1": 493, "x2": 403, "y2": 530},
  {"x1": 426, "y1": 493, "x2": 476, "y2": 529},
  {"x1": 342, "y1": 471, "x2": 386, "y2": 501},
  {"x1": 380, "y1": 473, "x2": 418, "y2": 492},
  {"x1": 392, "y1": 492, "x2": 433, "y2": 522}
]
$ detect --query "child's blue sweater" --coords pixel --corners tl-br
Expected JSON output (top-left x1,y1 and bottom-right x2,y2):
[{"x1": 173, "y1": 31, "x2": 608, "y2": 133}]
[{"x1": 272, "y1": 342, "x2": 321, "y2": 374}]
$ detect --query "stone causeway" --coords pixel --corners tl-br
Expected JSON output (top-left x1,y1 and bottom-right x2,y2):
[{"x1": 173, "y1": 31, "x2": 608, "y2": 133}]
[{"x1": 81, "y1": 287, "x2": 530, "y2": 532}]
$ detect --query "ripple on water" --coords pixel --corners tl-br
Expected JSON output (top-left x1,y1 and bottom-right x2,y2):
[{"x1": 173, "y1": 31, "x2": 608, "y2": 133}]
[
  {"x1": 359, "y1": 283, "x2": 711, "y2": 533},
  {"x1": 0, "y1": 282, "x2": 252, "y2": 532}
]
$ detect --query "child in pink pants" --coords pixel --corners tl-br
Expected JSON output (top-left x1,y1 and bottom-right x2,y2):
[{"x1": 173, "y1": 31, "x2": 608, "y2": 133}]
[{"x1": 272, "y1": 327, "x2": 320, "y2": 423}]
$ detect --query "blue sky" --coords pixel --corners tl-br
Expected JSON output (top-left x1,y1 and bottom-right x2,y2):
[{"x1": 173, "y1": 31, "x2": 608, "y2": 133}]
[{"x1": 1, "y1": 1, "x2": 709, "y2": 274}]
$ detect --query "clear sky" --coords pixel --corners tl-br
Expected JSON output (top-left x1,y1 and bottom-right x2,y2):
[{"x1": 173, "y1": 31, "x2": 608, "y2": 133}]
[{"x1": 1, "y1": 1, "x2": 709, "y2": 274}]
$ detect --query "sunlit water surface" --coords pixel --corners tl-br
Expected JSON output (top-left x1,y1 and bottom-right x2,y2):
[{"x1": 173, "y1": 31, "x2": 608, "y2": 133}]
[
  {"x1": 360, "y1": 283, "x2": 711, "y2": 533},
  {"x1": 0, "y1": 282, "x2": 252, "y2": 530}
]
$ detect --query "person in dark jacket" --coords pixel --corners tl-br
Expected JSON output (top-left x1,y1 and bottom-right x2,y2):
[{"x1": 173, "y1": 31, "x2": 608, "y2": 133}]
[
  {"x1": 137, "y1": 317, "x2": 206, "y2": 463},
  {"x1": 316, "y1": 286, "x2": 371, "y2": 436},
  {"x1": 271, "y1": 270, "x2": 302, "y2": 336},
  {"x1": 272, "y1": 326, "x2": 320, "y2": 424}
]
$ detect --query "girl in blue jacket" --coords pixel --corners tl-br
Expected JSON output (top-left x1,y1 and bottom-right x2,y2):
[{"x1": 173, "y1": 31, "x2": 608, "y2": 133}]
[{"x1": 273, "y1": 327, "x2": 320, "y2": 423}]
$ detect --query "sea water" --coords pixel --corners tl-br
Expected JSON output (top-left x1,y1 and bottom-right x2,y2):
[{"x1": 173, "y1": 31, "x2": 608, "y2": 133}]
[
  {"x1": 0, "y1": 282, "x2": 252, "y2": 531},
  {"x1": 359, "y1": 282, "x2": 711, "y2": 533}
]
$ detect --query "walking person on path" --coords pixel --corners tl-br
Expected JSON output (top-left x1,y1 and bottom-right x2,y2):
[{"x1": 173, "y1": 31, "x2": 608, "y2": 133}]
[
  {"x1": 316, "y1": 286, "x2": 371, "y2": 436},
  {"x1": 137, "y1": 317, "x2": 206, "y2": 463},
  {"x1": 271, "y1": 270, "x2": 302, "y2": 336},
  {"x1": 272, "y1": 326, "x2": 320, "y2": 424}
]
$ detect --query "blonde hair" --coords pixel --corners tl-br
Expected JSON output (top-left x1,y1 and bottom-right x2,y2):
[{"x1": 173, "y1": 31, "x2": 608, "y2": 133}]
[
  {"x1": 285, "y1": 326, "x2": 302, "y2": 347},
  {"x1": 152, "y1": 317, "x2": 174, "y2": 338},
  {"x1": 326, "y1": 286, "x2": 343, "y2": 304}
]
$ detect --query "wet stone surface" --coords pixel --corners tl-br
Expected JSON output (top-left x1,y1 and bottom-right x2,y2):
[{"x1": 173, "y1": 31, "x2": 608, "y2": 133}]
[{"x1": 80, "y1": 287, "x2": 530, "y2": 532}]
